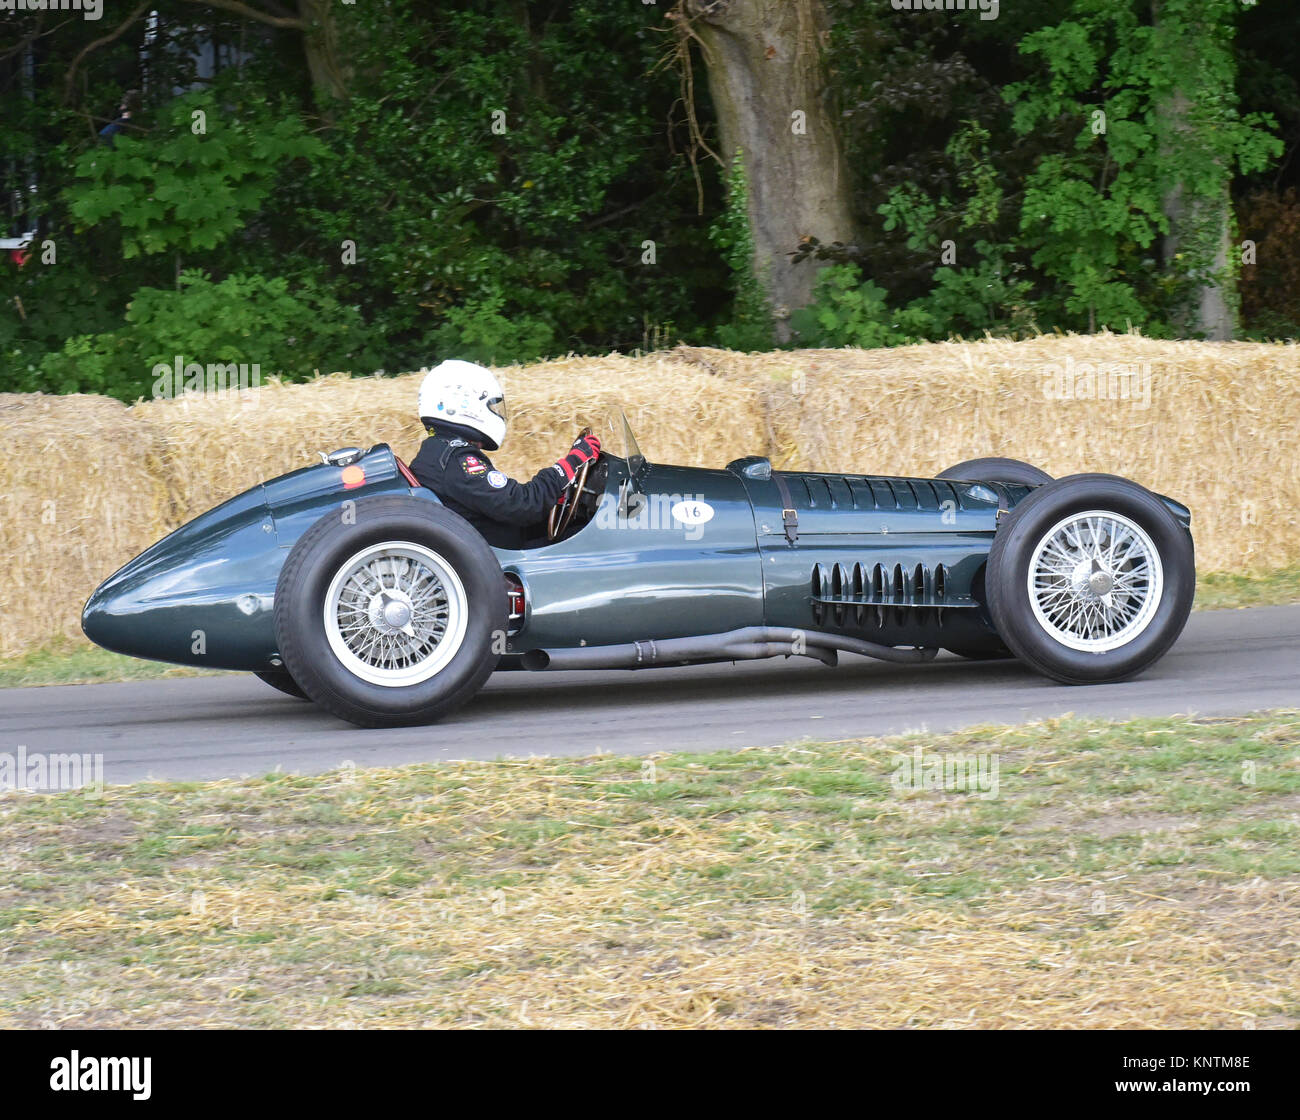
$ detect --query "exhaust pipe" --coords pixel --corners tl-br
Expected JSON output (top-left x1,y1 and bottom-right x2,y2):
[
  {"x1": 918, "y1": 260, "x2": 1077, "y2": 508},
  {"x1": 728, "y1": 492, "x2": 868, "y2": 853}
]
[{"x1": 519, "y1": 626, "x2": 937, "y2": 672}]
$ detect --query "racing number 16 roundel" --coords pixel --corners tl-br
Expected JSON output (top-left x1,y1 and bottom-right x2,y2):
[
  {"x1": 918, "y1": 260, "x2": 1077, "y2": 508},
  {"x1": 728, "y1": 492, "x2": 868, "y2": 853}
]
[{"x1": 671, "y1": 499, "x2": 714, "y2": 527}]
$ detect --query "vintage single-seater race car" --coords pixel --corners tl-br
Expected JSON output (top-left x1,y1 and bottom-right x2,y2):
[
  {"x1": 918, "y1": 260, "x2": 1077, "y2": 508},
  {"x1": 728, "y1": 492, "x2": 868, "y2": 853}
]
[{"x1": 83, "y1": 413, "x2": 1195, "y2": 728}]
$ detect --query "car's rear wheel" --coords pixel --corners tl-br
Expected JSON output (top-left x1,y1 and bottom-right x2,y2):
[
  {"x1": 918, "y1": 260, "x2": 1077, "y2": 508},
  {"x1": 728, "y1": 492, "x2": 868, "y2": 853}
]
[
  {"x1": 274, "y1": 496, "x2": 505, "y2": 727},
  {"x1": 937, "y1": 457, "x2": 1053, "y2": 487},
  {"x1": 253, "y1": 669, "x2": 309, "y2": 700},
  {"x1": 985, "y1": 474, "x2": 1194, "y2": 683}
]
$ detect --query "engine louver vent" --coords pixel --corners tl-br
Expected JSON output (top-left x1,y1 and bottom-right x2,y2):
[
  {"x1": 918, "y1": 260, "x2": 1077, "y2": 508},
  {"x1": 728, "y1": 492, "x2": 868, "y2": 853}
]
[
  {"x1": 788, "y1": 475, "x2": 965, "y2": 513},
  {"x1": 810, "y1": 560, "x2": 956, "y2": 629}
]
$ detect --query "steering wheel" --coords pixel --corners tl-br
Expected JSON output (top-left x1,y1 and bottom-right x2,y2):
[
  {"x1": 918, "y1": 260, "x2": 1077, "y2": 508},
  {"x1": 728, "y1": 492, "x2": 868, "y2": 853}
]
[{"x1": 548, "y1": 427, "x2": 596, "y2": 541}]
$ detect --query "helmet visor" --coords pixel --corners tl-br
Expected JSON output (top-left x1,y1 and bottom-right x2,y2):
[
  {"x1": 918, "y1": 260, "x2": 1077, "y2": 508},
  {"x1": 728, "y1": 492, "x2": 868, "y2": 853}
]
[{"x1": 487, "y1": 395, "x2": 507, "y2": 421}]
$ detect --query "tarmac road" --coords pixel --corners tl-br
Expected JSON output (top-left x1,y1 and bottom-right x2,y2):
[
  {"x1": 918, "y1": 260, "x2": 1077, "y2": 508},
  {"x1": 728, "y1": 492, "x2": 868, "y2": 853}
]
[{"x1": 1, "y1": 605, "x2": 1296, "y2": 785}]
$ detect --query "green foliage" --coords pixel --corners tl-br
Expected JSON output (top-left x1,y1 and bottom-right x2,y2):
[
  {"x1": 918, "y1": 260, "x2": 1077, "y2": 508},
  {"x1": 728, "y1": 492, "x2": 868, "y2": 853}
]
[
  {"x1": 33, "y1": 272, "x2": 366, "y2": 400},
  {"x1": 66, "y1": 91, "x2": 323, "y2": 260},
  {"x1": 796, "y1": 122, "x2": 1036, "y2": 347},
  {"x1": 431, "y1": 283, "x2": 558, "y2": 366},
  {"x1": 1005, "y1": 0, "x2": 1281, "y2": 332},
  {"x1": 0, "y1": 254, "x2": 127, "y2": 386},
  {"x1": 820, "y1": 0, "x2": 1288, "y2": 340},
  {"x1": 923, "y1": 246, "x2": 1039, "y2": 337},
  {"x1": 0, "y1": 1, "x2": 724, "y2": 385},
  {"x1": 877, "y1": 122, "x2": 1007, "y2": 249},
  {"x1": 790, "y1": 265, "x2": 932, "y2": 348},
  {"x1": 2, "y1": 0, "x2": 1297, "y2": 392},
  {"x1": 708, "y1": 152, "x2": 774, "y2": 351},
  {"x1": 288, "y1": 0, "x2": 723, "y2": 366},
  {"x1": 792, "y1": 248, "x2": 1038, "y2": 350},
  {"x1": 28, "y1": 332, "x2": 141, "y2": 399}
]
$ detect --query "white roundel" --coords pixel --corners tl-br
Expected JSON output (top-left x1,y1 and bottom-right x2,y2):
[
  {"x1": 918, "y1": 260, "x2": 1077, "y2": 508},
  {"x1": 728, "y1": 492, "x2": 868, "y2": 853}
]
[
  {"x1": 486, "y1": 470, "x2": 507, "y2": 489},
  {"x1": 671, "y1": 499, "x2": 714, "y2": 527}
]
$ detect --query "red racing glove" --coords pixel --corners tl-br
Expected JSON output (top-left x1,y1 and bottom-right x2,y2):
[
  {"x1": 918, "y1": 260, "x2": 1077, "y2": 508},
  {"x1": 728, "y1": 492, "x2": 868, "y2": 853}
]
[{"x1": 554, "y1": 434, "x2": 601, "y2": 482}]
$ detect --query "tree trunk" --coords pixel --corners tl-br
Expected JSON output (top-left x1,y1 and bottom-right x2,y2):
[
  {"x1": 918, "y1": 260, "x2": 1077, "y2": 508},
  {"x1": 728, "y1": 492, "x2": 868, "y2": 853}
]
[
  {"x1": 685, "y1": 0, "x2": 856, "y2": 341},
  {"x1": 1158, "y1": 91, "x2": 1236, "y2": 340},
  {"x1": 297, "y1": 0, "x2": 352, "y2": 104},
  {"x1": 1153, "y1": 4, "x2": 1237, "y2": 340}
]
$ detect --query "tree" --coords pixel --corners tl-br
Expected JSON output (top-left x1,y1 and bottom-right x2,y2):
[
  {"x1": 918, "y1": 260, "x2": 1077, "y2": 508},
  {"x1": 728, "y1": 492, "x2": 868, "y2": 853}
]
[
  {"x1": 60, "y1": 0, "x2": 353, "y2": 106},
  {"x1": 1152, "y1": 0, "x2": 1237, "y2": 339},
  {"x1": 1007, "y1": 0, "x2": 1278, "y2": 338},
  {"x1": 673, "y1": 0, "x2": 856, "y2": 341}
]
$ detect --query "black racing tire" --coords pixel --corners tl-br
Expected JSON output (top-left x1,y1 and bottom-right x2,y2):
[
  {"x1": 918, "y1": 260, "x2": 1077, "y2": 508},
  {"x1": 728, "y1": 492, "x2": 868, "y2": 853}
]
[
  {"x1": 986, "y1": 474, "x2": 1195, "y2": 684},
  {"x1": 254, "y1": 669, "x2": 310, "y2": 700},
  {"x1": 273, "y1": 496, "x2": 506, "y2": 728},
  {"x1": 937, "y1": 457, "x2": 1053, "y2": 487}
]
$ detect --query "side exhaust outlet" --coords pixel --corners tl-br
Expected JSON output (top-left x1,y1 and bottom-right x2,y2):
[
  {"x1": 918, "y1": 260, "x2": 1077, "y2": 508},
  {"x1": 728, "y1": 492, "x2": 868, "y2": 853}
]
[{"x1": 519, "y1": 627, "x2": 938, "y2": 672}]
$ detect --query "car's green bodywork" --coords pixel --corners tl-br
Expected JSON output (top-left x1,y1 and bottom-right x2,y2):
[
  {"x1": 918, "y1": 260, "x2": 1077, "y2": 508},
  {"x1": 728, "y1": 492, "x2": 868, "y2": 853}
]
[{"x1": 82, "y1": 441, "x2": 1049, "y2": 672}]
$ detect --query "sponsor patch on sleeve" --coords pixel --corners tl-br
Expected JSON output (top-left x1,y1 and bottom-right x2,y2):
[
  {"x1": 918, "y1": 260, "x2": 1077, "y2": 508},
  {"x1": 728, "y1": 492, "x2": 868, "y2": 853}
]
[
  {"x1": 486, "y1": 470, "x2": 507, "y2": 489},
  {"x1": 460, "y1": 454, "x2": 487, "y2": 476}
]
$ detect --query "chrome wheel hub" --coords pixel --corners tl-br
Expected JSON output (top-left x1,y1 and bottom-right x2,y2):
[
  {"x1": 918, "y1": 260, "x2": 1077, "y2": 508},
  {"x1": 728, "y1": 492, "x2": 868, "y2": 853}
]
[
  {"x1": 324, "y1": 542, "x2": 469, "y2": 687},
  {"x1": 371, "y1": 589, "x2": 415, "y2": 633},
  {"x1": 1083, "y1": 564, "x2": 1114, "y2": 597},
  {"x1": 1027, "y1": 510, "x2": 1164, "y2": 653}
]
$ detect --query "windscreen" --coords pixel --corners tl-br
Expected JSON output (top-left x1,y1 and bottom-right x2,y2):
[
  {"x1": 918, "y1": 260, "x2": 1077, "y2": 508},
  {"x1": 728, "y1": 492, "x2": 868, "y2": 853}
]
[{"x1": 620, "y1": 409, "x2": 646, "y2": 477}]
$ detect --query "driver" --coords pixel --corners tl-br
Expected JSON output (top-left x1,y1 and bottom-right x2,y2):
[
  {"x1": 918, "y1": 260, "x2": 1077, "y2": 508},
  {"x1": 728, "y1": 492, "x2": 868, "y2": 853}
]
[{"x1": 409, "y1": 359, "x2": 601, "y2": 549}]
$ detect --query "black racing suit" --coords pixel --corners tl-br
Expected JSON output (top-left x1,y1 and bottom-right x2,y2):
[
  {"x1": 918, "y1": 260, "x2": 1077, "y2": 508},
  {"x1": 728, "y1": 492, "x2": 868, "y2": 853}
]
[{"x1": 409, "y1": 432, "x2": 566, "y2": 549}]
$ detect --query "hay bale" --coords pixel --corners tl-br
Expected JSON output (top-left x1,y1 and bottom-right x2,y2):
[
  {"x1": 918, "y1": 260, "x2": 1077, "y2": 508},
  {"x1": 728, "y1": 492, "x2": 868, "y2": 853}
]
[
  {"x1": 678, "y1": 334, "x2": 1300, "y2": 574},
  {"x1": 132, "y1": 372, "x2": 426, "y2": 521},
  {"x1": 0, "y1": 393, "x2": 172, "y2": 659},
  {"x1": 133, "y1": 355, "x2": 767, "y2": 520}
]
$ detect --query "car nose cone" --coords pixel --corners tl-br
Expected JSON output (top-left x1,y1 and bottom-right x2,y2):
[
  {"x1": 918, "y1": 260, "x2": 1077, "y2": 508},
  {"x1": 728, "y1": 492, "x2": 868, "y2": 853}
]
[{"x1": 81, "y1": 583, "x2": 122, "y2": 653}]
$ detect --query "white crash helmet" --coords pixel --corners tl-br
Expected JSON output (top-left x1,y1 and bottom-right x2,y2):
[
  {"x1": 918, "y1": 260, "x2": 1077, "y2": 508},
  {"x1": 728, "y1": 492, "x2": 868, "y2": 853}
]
[{"x1": 417, "y1": 359, "x2": 507, "y2": 450}]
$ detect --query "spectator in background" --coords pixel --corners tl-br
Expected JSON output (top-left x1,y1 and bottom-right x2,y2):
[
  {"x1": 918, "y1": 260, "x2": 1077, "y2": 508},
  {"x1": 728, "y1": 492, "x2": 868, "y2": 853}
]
[{"x1": 98, "y1": 89, "x2": 141, "y2": 146}]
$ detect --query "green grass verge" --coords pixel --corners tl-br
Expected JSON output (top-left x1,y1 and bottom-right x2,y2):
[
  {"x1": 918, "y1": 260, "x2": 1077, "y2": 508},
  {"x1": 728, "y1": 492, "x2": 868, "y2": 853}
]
[
  {"x1": 9, "y1": 566, "x2": 1297, "y2": 689},
  {"x1": 2, "y1": 711, "x2": 1297, "y2": 1028},
  {"x1": 1193, "y1": 566, "x2": 1300, "y2": 611},
  {"x1": 0, "y1": 639, "x2": 225, "y2": 689}
]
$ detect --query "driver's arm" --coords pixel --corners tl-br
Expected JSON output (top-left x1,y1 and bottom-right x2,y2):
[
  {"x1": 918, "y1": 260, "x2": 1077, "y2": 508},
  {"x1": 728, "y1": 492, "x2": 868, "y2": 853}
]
[
  {"x1": 413, "y1": 439, "x2": 598, "y2": 527},
  {"x1": 459, "y1": 460, "x2": 565, "y2": 526}
]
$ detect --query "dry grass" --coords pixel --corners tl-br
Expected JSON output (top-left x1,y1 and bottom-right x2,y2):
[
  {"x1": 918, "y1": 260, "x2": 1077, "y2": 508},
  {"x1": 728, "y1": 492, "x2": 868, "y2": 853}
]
[
  {"x1": 2, "y1": 712, "x2": 1297, "y2": 1028},
  {"x1": 3, "y1": 334, "x2": 1298, "y2": 658}
]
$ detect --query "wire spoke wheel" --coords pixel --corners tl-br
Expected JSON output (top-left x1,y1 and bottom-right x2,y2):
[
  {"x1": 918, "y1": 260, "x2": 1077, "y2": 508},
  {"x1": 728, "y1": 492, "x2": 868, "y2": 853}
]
[
  {"x1": 1027, "y1": 510, "x2": 1163, "y2": 653},
  {"x1": 275, "y1": 497, "x2": 504, "y2": 727},
  {"x1": 323, "y1": 541, "x2": 468, "y2": 686}
]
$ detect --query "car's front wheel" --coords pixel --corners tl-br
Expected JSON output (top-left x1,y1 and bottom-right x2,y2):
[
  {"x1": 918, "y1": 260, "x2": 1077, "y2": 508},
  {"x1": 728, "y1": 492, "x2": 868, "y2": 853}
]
[
  {"x1": 985, "y1": 474, "x2": 1194, "y2": 683},
  {"x1": 274, "y1": 496, "x2": 505, "y2": 727}
]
